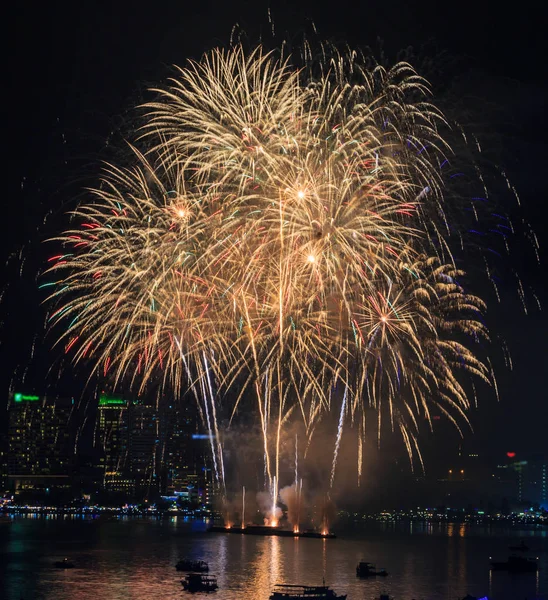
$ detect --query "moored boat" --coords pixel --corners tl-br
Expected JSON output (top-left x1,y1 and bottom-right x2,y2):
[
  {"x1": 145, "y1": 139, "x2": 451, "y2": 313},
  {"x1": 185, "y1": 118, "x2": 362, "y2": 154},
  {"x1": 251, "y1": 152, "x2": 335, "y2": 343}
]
[
  {"x1": 269, "y1": 584, "x2": 346, "y2": 599},
  {"x1": 176, "y1": 559, "x2": 209, "y2": 572},
  {"x1": 490, "y1": 554, "x2": 538, "y2": 572},
  {"x1": 53, "y1": 558, "x2": 75, "y2": 569},
  {"x1": 508, "y1": 540, "x2": 529, "y2": 551},
  {"x1": 181, "y1": 573, "x2": 218, "y2": 593},
  {"x1": 356, "y1": 561, "x2": 389, "y2": 577}
]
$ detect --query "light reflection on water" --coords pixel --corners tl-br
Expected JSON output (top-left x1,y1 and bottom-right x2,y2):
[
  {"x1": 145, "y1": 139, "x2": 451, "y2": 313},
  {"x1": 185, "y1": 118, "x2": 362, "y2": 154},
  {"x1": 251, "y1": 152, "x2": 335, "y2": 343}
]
[{"x1": 0, "y1": 516, "x2": 546, "y2": 600}]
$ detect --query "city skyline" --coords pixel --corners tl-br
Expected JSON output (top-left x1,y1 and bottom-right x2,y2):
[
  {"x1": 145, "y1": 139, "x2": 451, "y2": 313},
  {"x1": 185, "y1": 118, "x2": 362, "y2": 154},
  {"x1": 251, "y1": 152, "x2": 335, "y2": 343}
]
[
  {"x1": 2, "y1": 390, "x2": 212, "y2": 506},
  {"x1": 1, "y1": 388, "x2": 546, "y2": 513}
]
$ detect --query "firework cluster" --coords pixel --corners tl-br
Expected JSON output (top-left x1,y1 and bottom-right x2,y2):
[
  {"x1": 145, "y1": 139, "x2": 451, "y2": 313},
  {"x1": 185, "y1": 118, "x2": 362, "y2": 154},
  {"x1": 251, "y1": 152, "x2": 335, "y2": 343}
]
[{"x1": 46, "y1": 44, "x2": 496, "y2": 487}]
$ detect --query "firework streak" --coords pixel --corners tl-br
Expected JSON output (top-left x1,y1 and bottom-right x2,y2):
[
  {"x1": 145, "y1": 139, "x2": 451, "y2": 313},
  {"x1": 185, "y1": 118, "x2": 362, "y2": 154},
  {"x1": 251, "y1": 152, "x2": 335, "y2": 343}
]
[{"x1": 46, "y1": 45, "x2": 497, "y2": 500}]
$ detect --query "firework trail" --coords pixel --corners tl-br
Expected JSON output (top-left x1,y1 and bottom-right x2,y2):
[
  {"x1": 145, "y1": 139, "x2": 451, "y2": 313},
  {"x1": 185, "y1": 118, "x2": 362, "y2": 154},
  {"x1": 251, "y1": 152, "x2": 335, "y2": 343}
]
[
  {"x1": 242, "y1": 485, "x2": 246, "y2": 528},
  {"x1": 45, "y1": 43, "x2": 502, "y2": 496},
  {"x1": 330, "y1": 386, "x2": 348, "y2": 488}
]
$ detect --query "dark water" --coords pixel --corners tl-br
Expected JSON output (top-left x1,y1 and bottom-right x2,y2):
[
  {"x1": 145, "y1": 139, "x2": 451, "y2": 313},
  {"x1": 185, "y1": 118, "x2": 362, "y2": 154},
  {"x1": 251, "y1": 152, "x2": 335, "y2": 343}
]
[{"x1": 0, "y1": 516, "x2": 546, "y2": 600}]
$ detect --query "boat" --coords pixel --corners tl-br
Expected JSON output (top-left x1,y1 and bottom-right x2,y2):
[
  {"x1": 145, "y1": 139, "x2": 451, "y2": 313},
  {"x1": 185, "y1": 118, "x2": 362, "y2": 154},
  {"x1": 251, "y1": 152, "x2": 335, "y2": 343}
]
[
  {"x1": 53, "y1": 558, "x2": 75, "y2": 569},
  {"x1": 508, "y1": 540, "x2": 529, "y2": 551},
  {"x1": 490, "y1": 555, "x2": 538, "y2": 572},
  {"x1": 269, "y1": 584, "x2": 346, "y2": 599},
  {"x1": 356, "y1": 561, "x2": 389, "y2": 577},
  {"x1": 208, "y1": 525, "x2": 336, "y2": 539},
  {"x1": 181, "y1": 573, "x2": 218, "y2": 593},
  {"x1": 175, "y1": 559, "x2": 209, "y2": 572}
]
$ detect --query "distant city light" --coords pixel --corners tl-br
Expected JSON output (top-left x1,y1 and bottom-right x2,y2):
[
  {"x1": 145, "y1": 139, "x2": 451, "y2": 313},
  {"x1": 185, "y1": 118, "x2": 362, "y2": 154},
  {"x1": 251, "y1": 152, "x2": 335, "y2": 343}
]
[
  {"x1": 13, "y1": 393, "x2": 40, "y2": 402},
  {"x1": 506, "y1": 451, "x2": 516, "y2": 458},
  {"x1": 192, "y1": 434, "x2": 215, "y2": 440}
]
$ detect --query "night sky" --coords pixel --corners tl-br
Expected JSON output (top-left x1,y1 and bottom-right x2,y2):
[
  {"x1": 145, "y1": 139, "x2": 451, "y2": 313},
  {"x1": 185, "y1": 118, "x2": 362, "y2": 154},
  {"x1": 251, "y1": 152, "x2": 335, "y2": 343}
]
[{"x1": 4, "y1": 1, "x2": 547, "y2": 476}]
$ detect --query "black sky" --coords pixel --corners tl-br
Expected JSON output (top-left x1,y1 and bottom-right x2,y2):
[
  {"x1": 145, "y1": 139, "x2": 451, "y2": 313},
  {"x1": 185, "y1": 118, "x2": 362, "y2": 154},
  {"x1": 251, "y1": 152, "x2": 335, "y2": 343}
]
[{"x1": 3, "y1": 0, "x2": 548, "y2": 468}]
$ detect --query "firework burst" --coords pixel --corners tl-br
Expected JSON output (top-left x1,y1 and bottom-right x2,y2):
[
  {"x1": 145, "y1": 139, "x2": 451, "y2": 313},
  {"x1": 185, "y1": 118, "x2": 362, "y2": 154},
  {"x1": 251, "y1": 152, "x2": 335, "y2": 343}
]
[{"x1": 46, "y1": 43, "x2": 498, "y2": 496}]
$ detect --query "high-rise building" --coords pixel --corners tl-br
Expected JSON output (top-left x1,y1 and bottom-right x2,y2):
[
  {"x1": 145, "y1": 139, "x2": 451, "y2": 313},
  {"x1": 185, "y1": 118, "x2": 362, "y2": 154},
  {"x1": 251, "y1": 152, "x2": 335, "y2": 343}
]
[
  {"x1": 130, "y1": 404, "x2": 160, "y2": 497},
  {"x1": 514, "y1": 458, "x2": 548, "y2": 507},
  {"x1": 0, "y1": 444, "x2": 8, "y2": 494},
  {"x1": 96, "y1": 394, "x2": 133, "y2": 495},
  {"x1": 157, "y1": 400, "x2": 213, "y2": 508},
  {"x1": 163, "y1": 403, "x2": 194, "y2": 494},
  {"x1": 7, "y1": 393, "x2": 74, "y2": 496},
  {"x1": 96, "y1": 393, "x2": 214, "y2": 503},
  {"x1": 542, "y1": 463, "x2": 547, "y2": 509}
]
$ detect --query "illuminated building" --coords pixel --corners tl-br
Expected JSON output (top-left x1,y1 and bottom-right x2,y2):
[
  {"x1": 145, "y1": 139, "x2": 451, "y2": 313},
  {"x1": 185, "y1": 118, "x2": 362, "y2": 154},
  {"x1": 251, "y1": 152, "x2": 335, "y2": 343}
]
[
  {"x1": 513, "y1": 458, "x2": 548, "y2": 507},
  {"x1": 96, "y1": 394, "x2": 133, "y2": 494},
  {"x1": 0, "y1": 444, "x2": 8, "y2": 493},
  {"x1": 543, "y1": 464, "x2": 548, "y2": 508},
  {"x1": 130, "y1": 404, "x2": 160, "y2": 497},
  {"x1": 492, "y1": 454, "x2": 548, "y2": 509},
  {"x1": 160, "y1": 402, "x2": 212, "y2": 507},
  {"x1": 7, "y1": 393, "x2": 74, "y2": 496},
  {"x1": 98, "y1": 394, "x2": 195, "y2": 499},
  {"x1": 163, "y1": 403, "x2": 194, "y2": 494}
]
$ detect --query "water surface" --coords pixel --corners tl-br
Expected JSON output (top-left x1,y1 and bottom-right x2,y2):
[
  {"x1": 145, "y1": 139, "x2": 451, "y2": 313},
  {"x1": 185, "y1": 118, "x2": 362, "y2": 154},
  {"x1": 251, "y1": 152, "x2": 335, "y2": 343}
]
[{"x1": 1, "y1": 516, "x2": 546, "y2": 599}]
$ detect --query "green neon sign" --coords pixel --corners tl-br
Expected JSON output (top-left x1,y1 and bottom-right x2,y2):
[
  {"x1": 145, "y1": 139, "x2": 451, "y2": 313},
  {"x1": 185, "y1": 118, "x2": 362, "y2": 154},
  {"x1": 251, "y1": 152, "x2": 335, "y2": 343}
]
[
  {"x1": 99, "y1": 395, "x2": 126, "y2": 407},
  {"x1": 14, "y1": 393, "x2": 40, "y2": 402}
]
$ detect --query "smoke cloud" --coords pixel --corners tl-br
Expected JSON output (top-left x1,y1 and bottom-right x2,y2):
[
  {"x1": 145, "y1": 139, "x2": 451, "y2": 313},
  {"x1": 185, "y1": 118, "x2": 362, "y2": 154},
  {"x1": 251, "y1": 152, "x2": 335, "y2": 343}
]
[
  {"x1": 256, "y1": 490, "x2": 282, "y2": 525},
  {"x1": 279, "y1": 483, "x2": 303, "y2": 527}
]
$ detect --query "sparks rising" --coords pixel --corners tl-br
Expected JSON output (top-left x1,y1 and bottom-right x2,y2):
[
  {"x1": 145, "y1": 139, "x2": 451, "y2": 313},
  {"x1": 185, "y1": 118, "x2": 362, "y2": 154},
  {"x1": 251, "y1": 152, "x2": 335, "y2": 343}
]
[{"x1": 47, "y1": 44, "x2": 499, "y2": 490}]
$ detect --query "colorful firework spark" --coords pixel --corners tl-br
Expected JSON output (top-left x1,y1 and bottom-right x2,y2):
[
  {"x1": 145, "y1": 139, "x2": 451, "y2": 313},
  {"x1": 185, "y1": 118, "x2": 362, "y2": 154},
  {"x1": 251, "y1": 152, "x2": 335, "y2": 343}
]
[{"x1": 45, "y1": 44, "x2": 509, "y2": 502}]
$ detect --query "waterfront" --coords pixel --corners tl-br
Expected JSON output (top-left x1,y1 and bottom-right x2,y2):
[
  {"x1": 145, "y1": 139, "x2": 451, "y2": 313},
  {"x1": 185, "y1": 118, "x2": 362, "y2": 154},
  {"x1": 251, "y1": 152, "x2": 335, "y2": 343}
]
[{"x1": 0, "y1": 516, "x2": 546, "y2": 600}]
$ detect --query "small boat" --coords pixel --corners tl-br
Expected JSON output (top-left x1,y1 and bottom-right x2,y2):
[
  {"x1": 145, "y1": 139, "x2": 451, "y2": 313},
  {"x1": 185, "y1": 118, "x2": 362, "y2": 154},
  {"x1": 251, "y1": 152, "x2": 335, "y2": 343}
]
[
  {"x1": 508, "y1": 540, "x2": 529, "y2": 551},
  {"x1": 490, "y1": 555, "x2": 538, "y2": 572},
  {"x1": 269, "y1": 584, "x2": 346, "y2": 599},
  {"x1": 356, "y1": 561, "x2": 389, "y2": 577},
  {"x1": 181, "y1": 573, "x2": 218, "y2": 593},
  {"x1": 176, "y1": 559, "x2": 209, "y2": 572},
  {"x1": 53, "y1": 558, "x2": 75, "y2": 569}
]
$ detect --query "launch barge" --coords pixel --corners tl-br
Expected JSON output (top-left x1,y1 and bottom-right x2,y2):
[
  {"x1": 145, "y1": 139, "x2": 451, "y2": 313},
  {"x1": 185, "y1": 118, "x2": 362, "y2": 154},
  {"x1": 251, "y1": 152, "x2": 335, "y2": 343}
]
[{"x1": 208, "y1": 525, "x2": 336, "y2": 539}]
